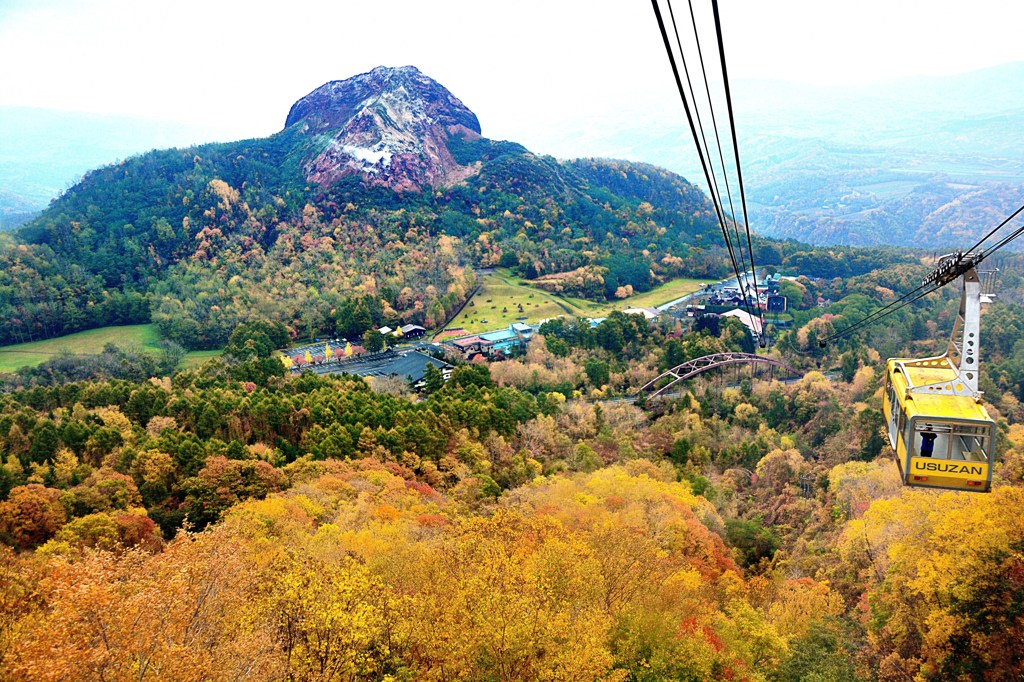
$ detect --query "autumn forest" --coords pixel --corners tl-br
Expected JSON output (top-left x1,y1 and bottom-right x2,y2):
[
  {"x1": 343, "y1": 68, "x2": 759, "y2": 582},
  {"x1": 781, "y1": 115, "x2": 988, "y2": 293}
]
[{"x1": 1, "y1": 66, "x2": 1024, "y2": 681}]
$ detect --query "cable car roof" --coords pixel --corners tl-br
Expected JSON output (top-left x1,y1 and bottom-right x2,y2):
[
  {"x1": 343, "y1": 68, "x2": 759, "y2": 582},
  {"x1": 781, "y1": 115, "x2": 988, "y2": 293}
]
[{"x1": 888, "y1": 359, "x2": 991, "y2": 422}]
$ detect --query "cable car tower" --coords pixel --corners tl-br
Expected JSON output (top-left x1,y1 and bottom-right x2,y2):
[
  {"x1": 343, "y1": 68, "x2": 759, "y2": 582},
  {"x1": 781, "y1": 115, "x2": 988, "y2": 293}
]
[{"x1": 883, "y1": 252, "x2": 995, "y2": 492}]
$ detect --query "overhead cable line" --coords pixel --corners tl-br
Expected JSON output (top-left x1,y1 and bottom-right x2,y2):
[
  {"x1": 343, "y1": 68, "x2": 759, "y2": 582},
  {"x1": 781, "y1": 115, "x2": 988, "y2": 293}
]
[
  {"x1": 652, "y1": 0, "x2": 764, "y2": 343},
  {"x1": 820, "y1": 201, "x2": 1024, "y2": 345},
  {"x1": 819, "y1": 283, "x2": 939, "y2": 345},
  {"x1": 711, "y1": 0, "x2": 765, "y2": 345},
  {"x1": 980, "y1": 221, "x2": 1024, "y2": 260},
  {"x1": 672, "y1": 0, "x2": 763, "y2": 343},
  {"x1": 662, "y1": 0, "x2": 742, "y2": 288},
  {"x1": 651, "y1": 0, "x2": 759, "y2": 332},
  {"x1": 672, "y1": 0, "x2": 753, "y2": 320},
  {"x1": 965, "y1": 202, "x2": 1024, "y2": 255}
]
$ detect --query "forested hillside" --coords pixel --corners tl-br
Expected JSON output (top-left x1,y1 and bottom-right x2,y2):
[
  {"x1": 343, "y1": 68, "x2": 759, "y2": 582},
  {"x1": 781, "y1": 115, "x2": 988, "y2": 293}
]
[
  {"x1": 1, "y1": 137, "x2": 728, "y2": 350},
  {"x1": 0, "y1": 68, "x2": 740, "y2": 351}
]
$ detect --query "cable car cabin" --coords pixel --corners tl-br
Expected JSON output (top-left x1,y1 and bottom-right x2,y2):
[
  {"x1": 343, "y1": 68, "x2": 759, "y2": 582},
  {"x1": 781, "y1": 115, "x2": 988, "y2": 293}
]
[
  {"x1": 881, "y1": 257, "x2": 995, "y2": 492},
  {"x1": 884, "y1": 359, "x2": 994, "y2": 492}
]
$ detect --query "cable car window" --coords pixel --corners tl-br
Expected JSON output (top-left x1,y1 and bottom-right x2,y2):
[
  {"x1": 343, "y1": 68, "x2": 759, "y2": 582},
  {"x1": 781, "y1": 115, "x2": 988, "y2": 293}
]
[
  {"x1": 954, "y1": 424, "x2": 990, "y2": 461},
  {"x1": 912, "y1": 421, "x2": 990, "y2": 461},
  {"x1": 885, "y1": 379, "x2": 900, "y2": 446},
  {"x1": 897, "y1": 407, "x2": 906, "y2": 448}
]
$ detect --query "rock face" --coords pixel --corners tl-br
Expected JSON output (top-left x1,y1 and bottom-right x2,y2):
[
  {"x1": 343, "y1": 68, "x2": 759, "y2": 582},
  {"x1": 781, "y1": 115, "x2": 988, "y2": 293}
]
[{"x1": 285, "y1": 66, "x2": 483, "y2": 192}]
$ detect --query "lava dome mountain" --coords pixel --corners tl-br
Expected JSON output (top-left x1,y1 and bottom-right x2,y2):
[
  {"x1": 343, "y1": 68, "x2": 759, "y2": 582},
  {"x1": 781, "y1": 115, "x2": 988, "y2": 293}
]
[{"x1": 286, "y1": 66, "x2": 483, "y2": 192}]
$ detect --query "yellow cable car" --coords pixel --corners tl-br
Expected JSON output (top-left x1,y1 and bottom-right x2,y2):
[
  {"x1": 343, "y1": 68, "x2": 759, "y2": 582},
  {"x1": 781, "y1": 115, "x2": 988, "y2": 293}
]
[{"x1": 882, "y1": 258, "x2": 995, "y2": 492}]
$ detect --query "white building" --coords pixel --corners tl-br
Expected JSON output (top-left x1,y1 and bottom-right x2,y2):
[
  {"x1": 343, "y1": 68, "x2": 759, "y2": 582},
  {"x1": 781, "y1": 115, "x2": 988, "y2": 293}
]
[
  {"x1": 623, "y1": 307, "x2": 660, "y2": 320},
  {"x1": 721, "y1": 308, "x2": 763, "y2": 339}
]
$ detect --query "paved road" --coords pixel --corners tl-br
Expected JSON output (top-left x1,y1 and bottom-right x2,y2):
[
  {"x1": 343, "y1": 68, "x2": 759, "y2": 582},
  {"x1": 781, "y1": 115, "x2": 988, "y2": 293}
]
[
  {"x1": 656, "y1": 289, "x2": 705, "y2": 312},
  {"x1": 654, "y1": 271, "x2": 763, "y2": 313}
]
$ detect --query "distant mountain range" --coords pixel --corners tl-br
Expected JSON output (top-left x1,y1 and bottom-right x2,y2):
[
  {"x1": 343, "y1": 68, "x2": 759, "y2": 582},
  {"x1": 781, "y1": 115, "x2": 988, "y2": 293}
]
[
  {"x1": 0, "y1": 107, "x2": 232, "y2": 228},
  {"x1": 519, "y1": 62, "x2": 1024, "y2": 251}
]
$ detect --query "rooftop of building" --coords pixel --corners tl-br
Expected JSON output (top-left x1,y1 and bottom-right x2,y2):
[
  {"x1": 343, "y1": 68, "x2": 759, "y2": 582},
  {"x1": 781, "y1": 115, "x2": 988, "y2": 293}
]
[{"x1": 479, "y1": 329, "x2": 518, "y2": 342}]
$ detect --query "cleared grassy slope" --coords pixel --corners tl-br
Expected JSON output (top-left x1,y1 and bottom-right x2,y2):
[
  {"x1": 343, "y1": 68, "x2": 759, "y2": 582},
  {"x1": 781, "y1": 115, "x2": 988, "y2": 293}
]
[
  {"x1": 0, "y1": 324, "x2": 216, "y2": 373},
  {"x1": 442, "y1": 271, "x2": 705, "y2": 335}
]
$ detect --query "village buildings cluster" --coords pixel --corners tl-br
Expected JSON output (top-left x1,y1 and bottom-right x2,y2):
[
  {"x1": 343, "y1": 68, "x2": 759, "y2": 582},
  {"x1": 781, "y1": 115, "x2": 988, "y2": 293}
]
[{"x1": 277, "y1": 269, "x2": 793, "y2": 391}]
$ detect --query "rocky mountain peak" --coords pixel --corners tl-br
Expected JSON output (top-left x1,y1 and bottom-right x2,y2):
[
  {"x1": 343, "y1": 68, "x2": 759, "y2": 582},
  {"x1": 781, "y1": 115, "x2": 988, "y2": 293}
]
[{"x1": 285, "y1": 66, "x2": 483, "y2": 191}]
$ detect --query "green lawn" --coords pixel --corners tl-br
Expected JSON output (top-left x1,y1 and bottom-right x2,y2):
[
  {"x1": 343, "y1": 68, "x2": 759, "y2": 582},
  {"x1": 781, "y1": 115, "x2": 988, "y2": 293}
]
[
  {"x1": 0, "y1": 324, "x2": 219, "y2": 373},
  {"x1": 556, "y1": 277, "x2": 707, "y2": 317},
  {"x1": 0, "y1": 274, "x2": 707, "y2": 372},
  {"x1": 441, "y1": 271, "x2": 707, "y2": 335},
  {"x1": 180, "y1": 350, "x2": 223, "y2": 369},
  {"x1": 443, "y1": 272, "x2": 574, "y2": 335}
]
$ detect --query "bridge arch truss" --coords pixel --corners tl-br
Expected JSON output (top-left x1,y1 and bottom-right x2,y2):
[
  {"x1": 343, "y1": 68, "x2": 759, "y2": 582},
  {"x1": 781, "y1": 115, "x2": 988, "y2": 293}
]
[{"x1": 638, "y1": 352, "x2": 803, "y2": 398}]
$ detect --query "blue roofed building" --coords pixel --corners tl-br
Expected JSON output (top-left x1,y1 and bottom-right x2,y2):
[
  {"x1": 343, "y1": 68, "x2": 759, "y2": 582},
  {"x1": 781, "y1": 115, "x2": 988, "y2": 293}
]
[
  {"x1": 479, "y1": 328, "x2": 519, "y2": 354},
  {"x1": 447, "y1": 323, "x2": 536, "y2": 360}
]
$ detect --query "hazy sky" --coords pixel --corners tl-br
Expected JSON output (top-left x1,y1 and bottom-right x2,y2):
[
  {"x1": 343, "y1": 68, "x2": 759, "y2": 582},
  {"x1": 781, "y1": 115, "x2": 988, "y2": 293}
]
[{"x1": 3, "y1": 0, "x2": 1024, "y2": 148}]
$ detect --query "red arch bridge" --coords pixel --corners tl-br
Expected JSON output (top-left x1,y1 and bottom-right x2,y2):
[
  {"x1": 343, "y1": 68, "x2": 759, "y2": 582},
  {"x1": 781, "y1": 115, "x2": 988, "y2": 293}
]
[{"x1": 637, "y1": 352, "x2": 804, "y2": 398}]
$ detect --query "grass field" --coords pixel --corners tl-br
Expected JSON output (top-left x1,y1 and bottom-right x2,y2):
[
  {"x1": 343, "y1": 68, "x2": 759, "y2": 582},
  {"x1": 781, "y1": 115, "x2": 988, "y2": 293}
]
[
  {"x1": 0, "y1": 324, "x2": 219, "y2": 373},
  {"x1": 0, "y1": 275, "x2": 707, "y2": 371},
  {"x1": 443, "y1": 272, "x2": 574, "y2": 335},
  {"x1": 441, "y1": 271, "x2": 707, "y2": 336},
  {"x1": 557, "y1": 277, "x2": 707, "y2": 317},
  {"x1": 180, "y1": 350, "x2": 222, "y2": 369}
]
